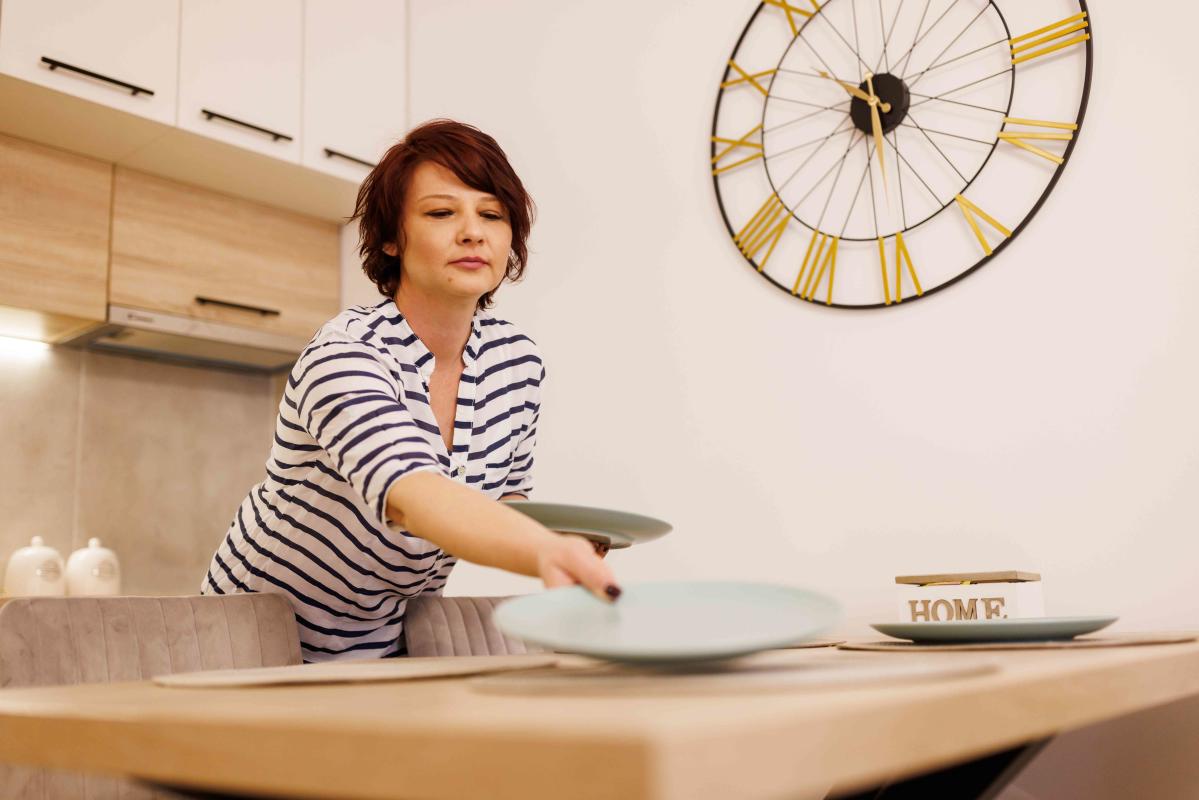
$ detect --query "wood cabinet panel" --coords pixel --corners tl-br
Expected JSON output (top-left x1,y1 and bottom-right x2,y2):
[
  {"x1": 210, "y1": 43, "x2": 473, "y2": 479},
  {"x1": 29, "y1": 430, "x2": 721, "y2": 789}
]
[
  {"x1": 109, "y1": 168, "x2": 339, "y2": 341},
  {"x1": 0, "y1": 134, "x2": 110, "y2": 330}
]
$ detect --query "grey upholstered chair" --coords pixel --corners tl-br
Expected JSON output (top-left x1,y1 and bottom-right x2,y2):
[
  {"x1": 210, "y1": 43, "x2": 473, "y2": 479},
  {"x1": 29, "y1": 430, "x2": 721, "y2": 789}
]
[
  {"x1": 403, "y1": 595, "x2": 547, "y2": 657},
  {"x1": 0, "y1": 594, "x2": 303, "y2": 799}
]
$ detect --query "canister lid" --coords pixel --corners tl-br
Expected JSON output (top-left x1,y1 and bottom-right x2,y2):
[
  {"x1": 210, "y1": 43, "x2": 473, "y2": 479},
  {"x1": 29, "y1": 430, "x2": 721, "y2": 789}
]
[{"x1": 895, "y1": 570, "x2": 1041, "y2": 585}]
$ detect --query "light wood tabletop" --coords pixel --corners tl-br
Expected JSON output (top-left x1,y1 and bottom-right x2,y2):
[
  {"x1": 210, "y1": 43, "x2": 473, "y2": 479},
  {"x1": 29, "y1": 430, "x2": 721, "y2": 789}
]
[{"x1": 0, "y1": 641, "x2": 1196, "y2": 800}]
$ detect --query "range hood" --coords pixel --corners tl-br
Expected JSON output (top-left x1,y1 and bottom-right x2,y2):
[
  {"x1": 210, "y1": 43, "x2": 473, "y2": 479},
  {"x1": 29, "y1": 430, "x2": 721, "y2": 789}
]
[{"x1": 64, "y1": 305, "x2": 305, "y2": 373}]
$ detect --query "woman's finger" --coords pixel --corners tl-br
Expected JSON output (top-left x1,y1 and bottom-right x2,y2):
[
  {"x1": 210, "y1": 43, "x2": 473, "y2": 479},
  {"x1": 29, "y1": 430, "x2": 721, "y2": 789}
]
[{"x1": 563, "y1": 538, "x2": 621, "y2": 602}]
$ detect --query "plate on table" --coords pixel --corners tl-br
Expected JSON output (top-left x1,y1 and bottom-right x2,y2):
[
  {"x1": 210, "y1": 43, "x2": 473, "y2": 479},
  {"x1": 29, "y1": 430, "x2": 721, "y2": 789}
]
[
  {"x1": 872, "y1": 616, "x2": 1118, "y2": 644},
  {"x1": 495, "y1": 581, "x2": 841, "y2": 664},
  {"x1": 502, "y1": 501, "x2": 671, "y2": 549}
]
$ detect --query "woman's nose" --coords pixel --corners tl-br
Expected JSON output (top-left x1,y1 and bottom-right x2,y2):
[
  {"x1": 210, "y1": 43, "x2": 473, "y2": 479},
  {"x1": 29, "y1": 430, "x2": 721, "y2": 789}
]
[{"x1": 458, "y1": 214, "x2": 485, "y2": 243}]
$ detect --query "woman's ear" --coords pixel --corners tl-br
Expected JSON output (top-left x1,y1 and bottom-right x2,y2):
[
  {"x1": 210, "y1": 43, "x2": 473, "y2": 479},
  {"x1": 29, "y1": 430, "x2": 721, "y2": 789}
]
[{"x1": 382, "y1": 242, "x2": 398, "y2": 257}]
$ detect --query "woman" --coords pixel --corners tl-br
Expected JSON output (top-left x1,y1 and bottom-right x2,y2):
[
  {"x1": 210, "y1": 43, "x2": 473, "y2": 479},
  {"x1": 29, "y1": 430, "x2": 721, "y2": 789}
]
[{"x1": 202, "y1": 120, "x2": 619, "y2": 661}]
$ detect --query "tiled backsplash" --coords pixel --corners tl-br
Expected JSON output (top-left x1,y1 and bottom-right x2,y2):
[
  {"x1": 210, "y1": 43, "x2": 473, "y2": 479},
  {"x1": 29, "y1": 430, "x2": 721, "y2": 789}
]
[{"x1": 0, "y1": 345, "x2": 279, "y2": 596}]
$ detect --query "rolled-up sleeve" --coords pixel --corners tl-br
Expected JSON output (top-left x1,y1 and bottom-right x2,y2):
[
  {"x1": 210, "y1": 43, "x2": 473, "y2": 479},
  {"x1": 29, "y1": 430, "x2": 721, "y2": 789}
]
[{"x1": 293, "y1": 338, "x2": 441, "y2": 528}]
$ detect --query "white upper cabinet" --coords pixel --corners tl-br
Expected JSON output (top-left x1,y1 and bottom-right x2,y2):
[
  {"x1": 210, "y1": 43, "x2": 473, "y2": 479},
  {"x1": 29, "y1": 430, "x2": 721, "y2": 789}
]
[
  {"x1": 178, "y1": 0, "x2": 302, "y2": 163},
  {"x1": 302, "y1": 0, "x2": 406, "y2": 181},
  {"x1": 0, "y1": 0, "x2": 179, "y2": 125}
]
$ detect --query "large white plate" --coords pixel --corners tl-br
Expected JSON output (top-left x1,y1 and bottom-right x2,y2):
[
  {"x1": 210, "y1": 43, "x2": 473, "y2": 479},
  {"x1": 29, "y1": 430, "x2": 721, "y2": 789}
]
[
  {"x1": 502, "y1": 501, "x2": 671, "y2": 549},
  {"x1": 495, "y1": 581, "x2": 841, "y2": 664},
  {"x1": 872, "y1": 616, "x2": 1118, "y2": 643}
]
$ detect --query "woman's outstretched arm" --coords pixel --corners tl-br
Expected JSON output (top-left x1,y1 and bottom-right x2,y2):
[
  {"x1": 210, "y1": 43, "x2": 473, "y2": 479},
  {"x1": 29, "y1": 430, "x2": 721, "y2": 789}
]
[{"x1": 387, "y1": 472, "x2": 620, "y2": 601}]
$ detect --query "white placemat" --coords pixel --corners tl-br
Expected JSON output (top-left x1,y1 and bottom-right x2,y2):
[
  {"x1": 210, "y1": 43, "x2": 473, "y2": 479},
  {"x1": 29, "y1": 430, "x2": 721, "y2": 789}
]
[{"x1": 154, "y1": 654, "x2": 559, "y2": 688}]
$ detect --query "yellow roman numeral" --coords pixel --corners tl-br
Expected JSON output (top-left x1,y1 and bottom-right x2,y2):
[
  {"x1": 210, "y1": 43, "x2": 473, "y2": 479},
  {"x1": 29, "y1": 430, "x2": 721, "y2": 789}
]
[
  {"x1": 735, "y1": 194, "x2": 791, "y2": 271},
  {"x1": 792, "y1": 228, "x2": 838, "y2": 304},
  {"x1": 711, "y1": 124, "x2": 764, "y2": 176},
  {"x1": 998, "y1": 117, "x2": 1077, "y2": 165},
  {"x1": 878, "y1": 232, "x2": 922, "y2": 305},
  {"x1": 721, "y1": 61, "x2": 778, "y2": 96},
  {"x1": 955, "y1": 195, "x2": 1012, "y2": 256},
  {"x1": 1010, "y1": 12, "x2": 1089, "y2": 65},
  {"x1": 763, "y1": 0, "x2": 821, "y2": 36}
]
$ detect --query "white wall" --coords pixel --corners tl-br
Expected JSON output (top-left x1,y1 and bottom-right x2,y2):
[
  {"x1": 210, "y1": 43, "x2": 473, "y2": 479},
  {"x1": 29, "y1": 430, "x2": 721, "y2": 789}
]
[
  {"x1": 392, "y1": 0, "x2": 1199, "y2": 630},
  {"x1": 342, "y1": 3, "x2": 1199, "y2": 794}
]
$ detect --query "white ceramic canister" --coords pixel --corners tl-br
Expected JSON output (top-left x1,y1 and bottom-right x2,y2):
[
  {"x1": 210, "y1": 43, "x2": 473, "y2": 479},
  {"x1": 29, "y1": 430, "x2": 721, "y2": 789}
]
[
  {"x1": 65, "y1": 538, "x2": 121, "y2": 596},
  {"x1": 3, "y1": 536, "x2": 67, "y2": 596}
]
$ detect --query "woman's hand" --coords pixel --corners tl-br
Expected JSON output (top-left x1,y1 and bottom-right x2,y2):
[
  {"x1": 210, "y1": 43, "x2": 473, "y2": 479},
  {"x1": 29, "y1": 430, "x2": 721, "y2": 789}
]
[{"x1": 537, "y1": 534, "x2": 622, "y2": 601}]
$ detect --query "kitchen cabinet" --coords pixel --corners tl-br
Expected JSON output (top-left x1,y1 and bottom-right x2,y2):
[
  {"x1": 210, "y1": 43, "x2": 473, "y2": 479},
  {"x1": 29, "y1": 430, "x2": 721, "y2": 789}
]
[
  {"x1": 177, "y1": 0, "x2": 303, "y2": 163},
  {"x1": 109, "y1": 168, "x2": 339, "y2": 342},
  {"x1": 0, "y1": 0, "x2": 179, "y2": 126},
  {"x1": 0, "y1": 134, "x2": 111, "y2": 342},
  {"x1": 302, "y1": 0, "x2": 407, "y2": 181}
]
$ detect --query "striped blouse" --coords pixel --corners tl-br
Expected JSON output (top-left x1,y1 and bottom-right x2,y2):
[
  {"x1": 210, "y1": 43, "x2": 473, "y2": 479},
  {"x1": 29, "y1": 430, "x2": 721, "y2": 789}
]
[{"x1": 201, "y1": 299, "x2": 543, "y2": 661}]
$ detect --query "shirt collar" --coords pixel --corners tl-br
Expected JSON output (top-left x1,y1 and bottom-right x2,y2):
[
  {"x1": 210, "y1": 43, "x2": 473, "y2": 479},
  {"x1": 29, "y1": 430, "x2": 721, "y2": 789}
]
[{"x1": 389, "y1": 303, "x2": 486, "y2": 380}]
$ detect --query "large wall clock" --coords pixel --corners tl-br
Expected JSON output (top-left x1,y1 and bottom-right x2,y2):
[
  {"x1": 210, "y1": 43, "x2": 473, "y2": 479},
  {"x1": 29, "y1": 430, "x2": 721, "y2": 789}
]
[{"x1": 710, "y1": 0, "x2": 1092, "y2": 308}]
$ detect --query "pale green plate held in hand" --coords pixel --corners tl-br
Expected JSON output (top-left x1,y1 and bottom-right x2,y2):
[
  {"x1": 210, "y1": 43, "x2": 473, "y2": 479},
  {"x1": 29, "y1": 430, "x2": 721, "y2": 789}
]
[
  {"x1": 501, "y1": 501, "x2": 672, "y2": 549},
  {"x1": 872, "y1": 616, "x2": 1119, "y2": 644},
  {"x1": 495, "y1": 581, "x2": 841, "y2": 664}
]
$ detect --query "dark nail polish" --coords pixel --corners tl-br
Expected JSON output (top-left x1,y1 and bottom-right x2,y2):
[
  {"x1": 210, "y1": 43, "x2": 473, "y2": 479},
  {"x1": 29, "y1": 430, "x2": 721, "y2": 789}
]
[{"x1": 605, "y1": 585, "x2": 622, "y2": 600}]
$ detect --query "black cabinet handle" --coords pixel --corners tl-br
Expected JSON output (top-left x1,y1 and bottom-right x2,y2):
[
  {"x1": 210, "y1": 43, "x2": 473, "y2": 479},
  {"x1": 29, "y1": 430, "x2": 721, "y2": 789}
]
[
  {"x1": 195, "y1": 296, "x2": 281, "y2": 317},
  {"x1": 323, "y1": 148, "x2": 375, "y2": 168},
  {"x1": 41, "y1": 56, "x2": 154, "y2": 96},
  {"x1": 200, "y1": 109, "x2": 293, "y2": 142}
]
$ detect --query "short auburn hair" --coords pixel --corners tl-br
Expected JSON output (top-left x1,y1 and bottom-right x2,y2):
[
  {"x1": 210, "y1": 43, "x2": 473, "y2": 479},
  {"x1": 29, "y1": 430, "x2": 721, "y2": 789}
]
[{"x1": 351, "y1": 119, "x2": 535, "y2": 310}]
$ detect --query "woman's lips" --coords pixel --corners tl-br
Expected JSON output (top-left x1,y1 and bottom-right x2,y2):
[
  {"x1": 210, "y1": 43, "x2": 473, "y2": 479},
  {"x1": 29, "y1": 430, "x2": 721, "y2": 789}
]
[{"x1": 450, "y1": 258, "x2": 488, "y2": 270}]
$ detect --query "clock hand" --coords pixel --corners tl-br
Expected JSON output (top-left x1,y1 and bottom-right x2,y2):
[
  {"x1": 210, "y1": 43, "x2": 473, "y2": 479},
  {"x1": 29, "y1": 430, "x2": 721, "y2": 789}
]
[
  {"x1": 817, "y1": 70, "x2": 892, "y2": 113},
  {"x1": 865, "y1": 72, "x2": 890, "y2": 203}
]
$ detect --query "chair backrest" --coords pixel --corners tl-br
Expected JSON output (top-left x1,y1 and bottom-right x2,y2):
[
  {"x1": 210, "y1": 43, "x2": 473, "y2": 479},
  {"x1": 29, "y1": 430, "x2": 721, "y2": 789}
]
[
  {"x1": 0, "y1": 594, "x2": 302, "y2": 688},
  {"x1": 0, "y1": 594, "x2": 303, "y2": 800},
  {"x1": 403, "y1": 595, "x2": 547, "y2": 657}
]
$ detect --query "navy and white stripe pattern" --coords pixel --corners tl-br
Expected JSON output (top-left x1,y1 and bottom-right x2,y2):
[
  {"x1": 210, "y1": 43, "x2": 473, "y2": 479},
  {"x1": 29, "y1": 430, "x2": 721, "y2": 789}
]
[{"x1": 201, "y1": 299, "x2": 543, "y2": 661}]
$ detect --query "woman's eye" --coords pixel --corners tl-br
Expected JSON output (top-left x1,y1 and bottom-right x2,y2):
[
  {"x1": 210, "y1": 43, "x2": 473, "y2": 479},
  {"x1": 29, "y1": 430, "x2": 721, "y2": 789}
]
[
  {"x1": 427, "y1": 210, "x2": 452, "y2": 218},
  {"x1": 483, "y1": 212, "x2": 503, "y2": 220}
]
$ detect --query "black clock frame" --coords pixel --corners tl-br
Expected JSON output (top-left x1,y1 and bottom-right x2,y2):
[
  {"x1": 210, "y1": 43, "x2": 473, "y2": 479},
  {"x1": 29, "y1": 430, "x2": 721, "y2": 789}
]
[{"x1": 710, "y1": 0, "x2": 1093, "y2": 310}]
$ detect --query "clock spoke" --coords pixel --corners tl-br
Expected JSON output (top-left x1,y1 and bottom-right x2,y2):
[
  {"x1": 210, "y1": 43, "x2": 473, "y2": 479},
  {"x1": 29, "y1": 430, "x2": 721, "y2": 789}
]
[
  {"x1": 904, "y1": 112, "x2": 968, "y2": 182},
  {"x1": 776, "y1": 67, "x2": 863, "y2": 85},
  {"x1": 766, "y1": 93, "x2": 850, "y2": 112},
  {"x1": 904, "y1": 4, "x2": 990, "y2": 91},
  {"x1": 794, "y1": 34, "x2": 849, "y2": 90},
  {"x1": 893, "y1": 0, "x2": 960, "y2": 79},
  {"x1": 771, "y1": 117, "x2": 857, "y2": 196},
  {"x1": 872, "y1": 0, "x2": 904, "y2": 75},
  {"x1": 897, "y1": 120, "x2": 995, "y2": 147},
  {"x1": 781, "y1": 130, "x2": 861, "y2": 215},
  {"x1": 811, "y1": 130, "x2": 861, "y2": 225},
  {"x1": 907, "y1": 91, "x2": 1005, "y2": 116},
  {"x1": 767, "y1": 117, "x2": 855, "y2": 163},
  {"x1": 815, "y1": 11, "x2": 874, "y2": 78},
  {"x1": 906, "y1": 68, "x2": 1011, "y2": 111},
  {"x1": 881, "y1": 130, "x2": 942, "y2": 210},
  {"x1": 903, "y1": 38, "x2": 1009, "y2": 87}
]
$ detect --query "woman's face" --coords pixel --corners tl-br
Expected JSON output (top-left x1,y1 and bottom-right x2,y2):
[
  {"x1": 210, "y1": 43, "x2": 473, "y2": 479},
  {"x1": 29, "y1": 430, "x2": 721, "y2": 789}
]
[{"x1": 391, "y1": 160, "x2": 513, "y2": 306}]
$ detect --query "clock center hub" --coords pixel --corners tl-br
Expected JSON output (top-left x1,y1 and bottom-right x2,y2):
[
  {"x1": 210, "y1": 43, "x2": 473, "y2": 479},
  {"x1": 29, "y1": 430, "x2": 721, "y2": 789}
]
[{"x1": 849, "y1": 72, "x2": 910, "y2": 135}]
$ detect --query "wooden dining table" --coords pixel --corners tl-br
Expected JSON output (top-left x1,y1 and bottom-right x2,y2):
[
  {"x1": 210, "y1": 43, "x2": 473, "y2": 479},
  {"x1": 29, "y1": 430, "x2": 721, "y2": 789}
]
[{"x1": 0, "y1": 639, "x2": 1196, "y2": 799}]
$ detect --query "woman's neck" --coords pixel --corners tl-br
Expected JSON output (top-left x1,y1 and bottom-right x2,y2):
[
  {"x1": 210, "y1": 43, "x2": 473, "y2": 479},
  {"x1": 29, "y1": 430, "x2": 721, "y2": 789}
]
[{"x1": 393, "y1": 286, "x2": 476, "y2": 365}]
